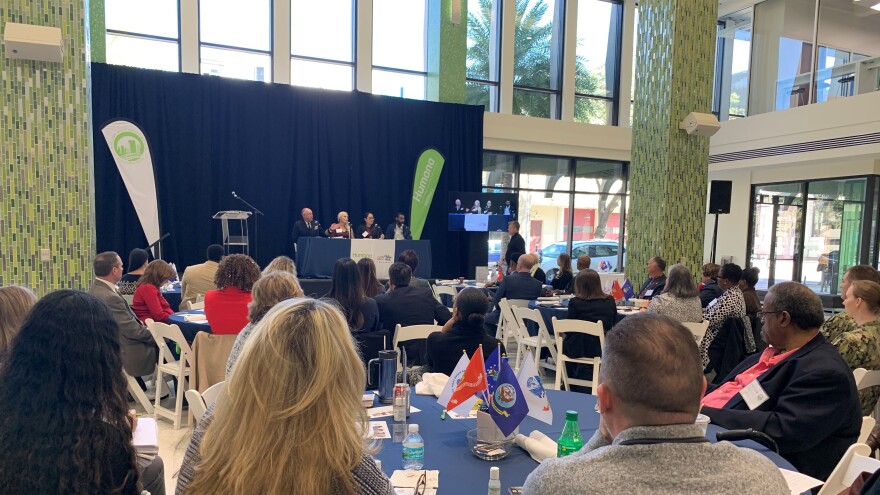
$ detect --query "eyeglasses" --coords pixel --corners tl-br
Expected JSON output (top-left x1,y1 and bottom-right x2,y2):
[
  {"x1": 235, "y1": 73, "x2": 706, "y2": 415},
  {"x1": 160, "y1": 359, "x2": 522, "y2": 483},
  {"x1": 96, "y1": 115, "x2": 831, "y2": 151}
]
[
  {"x1": 414, "y1": 471, "x2": 426, "y2": 495},
  {"x1": 758, "y1": 310, "x2": 784, "y2": 319}
]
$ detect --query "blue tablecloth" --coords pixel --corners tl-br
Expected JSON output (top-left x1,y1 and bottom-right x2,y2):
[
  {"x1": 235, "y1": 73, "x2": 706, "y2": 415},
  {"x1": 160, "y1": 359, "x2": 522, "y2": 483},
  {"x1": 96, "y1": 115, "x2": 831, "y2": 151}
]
[
  {"x1": 372, "y1": 390, "x2": 797, "y2": 492},
  {"x1": 296, "y1": 238, "x2": 432, "y2": 279},
  {"x1": 168, "y1": 309, "x2": 212, "y2": 341},
  {"x1": 162, "y1": 286, "x2": 182, "y2": 312}
]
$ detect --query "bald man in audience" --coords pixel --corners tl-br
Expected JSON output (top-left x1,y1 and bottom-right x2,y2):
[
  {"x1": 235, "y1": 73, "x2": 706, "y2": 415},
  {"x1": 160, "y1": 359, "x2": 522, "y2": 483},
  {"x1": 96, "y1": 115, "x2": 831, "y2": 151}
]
[
  {"x1": 565, "y1": 255, "x2": 592, "y2": 292},
  {"x1": 701, "y1": 282, "x2": 860, "y2": 481},
  {"x1": 485, "y1": 254, "x2": 544, "y2": 335},
  {"x1": 523, "y1": 313, "x2": 788, "y2": 494}
]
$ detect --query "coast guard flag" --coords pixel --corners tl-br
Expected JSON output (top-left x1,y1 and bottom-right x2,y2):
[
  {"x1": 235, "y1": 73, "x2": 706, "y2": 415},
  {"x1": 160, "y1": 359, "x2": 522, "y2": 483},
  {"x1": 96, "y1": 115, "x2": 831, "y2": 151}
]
[
  {"x1": 517, "y1": 352, "x2": 553, "y2": 424},
  {"x1": 486, "y1": 356, "x2": 528, "y2": 437},
  {"x1": 622, "y1": 279, "x2": 635, "y2": 299},
  {"x1": 437, "y1": 353, "x2": 479, "y2": 413},
  {"x1": 446, "y1": 346, "x2": 487, "y2": 411}
]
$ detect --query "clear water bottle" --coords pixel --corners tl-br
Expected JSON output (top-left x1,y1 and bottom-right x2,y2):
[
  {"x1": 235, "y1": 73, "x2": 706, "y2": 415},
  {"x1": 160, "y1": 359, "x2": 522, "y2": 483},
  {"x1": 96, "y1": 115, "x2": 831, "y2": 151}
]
[
  {"x1": 488, "y1": 466, "x2": 501, "y2": 495},
  {"x1": 402, "y1": 424, "x2": 424, "y2": 470},
  {"x1": 557, "y1": 410, "x2": 584, "y2": 458}
]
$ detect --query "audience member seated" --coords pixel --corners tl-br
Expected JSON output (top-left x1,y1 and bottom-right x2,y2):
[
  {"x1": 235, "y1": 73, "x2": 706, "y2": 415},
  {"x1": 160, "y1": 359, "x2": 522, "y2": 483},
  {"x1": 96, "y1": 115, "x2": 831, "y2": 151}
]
[
  {"x1": 88, "y1": 252, "x2": 157, "y2": 379},
  {"x1": 358, "y1": 258, "x2": 386, "y2": 298},
  {"x1": 204, "y1": 254, "x2": 261, "y2": 335},
  {"x1": 397, "y1": 249, "x2": 430, "y2": 288},
  {"x1": 0, "y1": 290, "x2": 165, "y2": 495},
  {"x1": 375, "y1": 263, "x2": 451, "y2": 333},
  {"x1": 699, "y1": 263, "x2": 754, "y2": 368},
  {"x1": 225, "y1": 271, "x2": 303, "y2": 377},
  {"x1": 701, "y1": 282, "x2": 861, "y2": 481},
  {"x1": 326, "y1": 258, "x2": 380, "y2": 334},
  {"x1": 833, "y1": 280, "x2": 880, "y2": 416},
  {"x1": 699, "y1": 262, "x2": 723, "y2": 308},
  {"x1": 822, "y1": 265, "x2": 880, "y2": 344},
  {"x1": 647, "y1": 264, "x2": 703, "y2": 323},
  {"x1": 565, "y1": 269, "x2": 617, "y2": 384},
  {"x1": 636, "y1": 256, "x2": 667, "y2": 300},
  {"x1": 523, "y1": 313, "x2": 788, "y2": 495},
  {"x1": 485, "y1": 254, "x2": 544, "y2": 334},
  {"x1": 356, "y1": 211, "x2": 384, "y2": 239},
  {"x1": 740, "y1": 267, "x2": 761, "y2": 317},
  {"x1": 529, "y1": 253, "x2": 547, "y2": 284},
  {"x1": 550, "y1": 253, "x2": 573, "y2": 292},
  {"x1": 262, "y1": 255, "x2": 297, "y2": 277},
  {"x1": 426, "y1": 288, "x2": 505, "y2": 376},
  {"x1": 118, "y1": 248, "x2": 149, "y2": 295},
  {"x1": 132, "y1": 260, "x2": 177, "y2": 324},
  {"x1": 327, "y1": 210, "x2": 353, "y2": 239},
  {"x1": 177, "y1": 299, "x2": 392, "y2": 495},
  {"x1": 181, "y1": 244, "x2": 224, "y2": 306},
  {"x1": 564, "y1": 255, "x2": 592, "y2": 293},
  {"x1": 0, "y1": 286, "x2": 36, "y2": 363}
]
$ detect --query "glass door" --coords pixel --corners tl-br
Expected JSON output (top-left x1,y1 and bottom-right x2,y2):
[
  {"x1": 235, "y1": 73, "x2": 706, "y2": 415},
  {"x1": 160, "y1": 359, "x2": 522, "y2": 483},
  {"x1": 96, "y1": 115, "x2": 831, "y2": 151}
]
[{"x1": 749, "y1": 183, "x2": 804, "y2": 289}]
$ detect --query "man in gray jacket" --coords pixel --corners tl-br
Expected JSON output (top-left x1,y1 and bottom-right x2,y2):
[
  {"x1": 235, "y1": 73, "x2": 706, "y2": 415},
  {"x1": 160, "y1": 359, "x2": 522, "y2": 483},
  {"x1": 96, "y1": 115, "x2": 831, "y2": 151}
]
[
  {"x1": 523, "y1": 313, "x2": 789, "y2": 495},
  {"x1": 88, "y1": 251, "x2": 157, "y2": 379}
]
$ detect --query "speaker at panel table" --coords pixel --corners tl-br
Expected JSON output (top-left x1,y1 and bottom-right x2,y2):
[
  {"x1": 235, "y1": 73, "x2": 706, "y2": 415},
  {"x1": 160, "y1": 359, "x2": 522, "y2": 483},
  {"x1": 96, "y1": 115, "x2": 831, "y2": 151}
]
[{"x1": 447, "y1": 191, "x2": 518, "y2": 232}]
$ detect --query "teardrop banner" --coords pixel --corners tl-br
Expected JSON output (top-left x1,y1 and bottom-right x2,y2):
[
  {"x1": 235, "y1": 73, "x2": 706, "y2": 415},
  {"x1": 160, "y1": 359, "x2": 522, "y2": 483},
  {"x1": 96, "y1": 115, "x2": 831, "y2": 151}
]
[{"x1": 410, "y1": 148, "x2": 445, "y2": 240}]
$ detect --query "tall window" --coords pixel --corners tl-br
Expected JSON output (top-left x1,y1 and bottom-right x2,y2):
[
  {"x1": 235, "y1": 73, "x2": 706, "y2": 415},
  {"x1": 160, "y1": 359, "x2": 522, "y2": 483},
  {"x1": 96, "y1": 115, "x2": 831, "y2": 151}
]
[
  {"x1": 713, "y1": 8, "x2": 751, "y2": 121},
  {"x1": 372, "y1": 0, "x2": 428, "y2": 99},
  {"x1": 291, "y1": 0, "x2": 355, "y2": 91},
  {"x1": 512, "y1": 0, "x2": 564, "y2": 119},
  {"x1": 200, "y1": 0, "x2": 272, "y2": 81},
  {"x1": 574, "y1": 0, "x2": 622, "y2": 125},
  {"x1": 105, "y1": 0, "x2": 179, "y2": 71},
  {"x1": 466, "y1": 0, "x2": 502, "y2": 111}
]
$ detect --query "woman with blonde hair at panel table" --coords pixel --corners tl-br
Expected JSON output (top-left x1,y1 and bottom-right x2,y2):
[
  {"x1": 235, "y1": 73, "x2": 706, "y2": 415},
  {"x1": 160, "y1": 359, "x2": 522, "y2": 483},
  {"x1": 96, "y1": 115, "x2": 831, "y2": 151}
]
[
  {"x1": 178, "y1": 298, "x2": 393, "y2": 495},
  {"x1": 327, "y1": 211, "x2": 354, "y2": 239}
]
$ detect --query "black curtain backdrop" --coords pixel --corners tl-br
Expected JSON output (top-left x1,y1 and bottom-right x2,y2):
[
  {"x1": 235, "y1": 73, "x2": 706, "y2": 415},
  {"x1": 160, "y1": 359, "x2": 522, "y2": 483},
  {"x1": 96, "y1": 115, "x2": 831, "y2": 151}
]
[{"x1": 91, "y1": 63, "x2": 484, "y2": 278}]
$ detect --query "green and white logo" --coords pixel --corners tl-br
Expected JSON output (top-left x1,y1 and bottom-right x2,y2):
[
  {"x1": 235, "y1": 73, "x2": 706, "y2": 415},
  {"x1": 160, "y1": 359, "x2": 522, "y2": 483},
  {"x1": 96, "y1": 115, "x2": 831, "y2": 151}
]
[
  {"x1": 410, "y1": 148, "x2": 445, "y2": 240},
  {"x1": 112, "y1": 131, "x2": 146, "y2": 163}
]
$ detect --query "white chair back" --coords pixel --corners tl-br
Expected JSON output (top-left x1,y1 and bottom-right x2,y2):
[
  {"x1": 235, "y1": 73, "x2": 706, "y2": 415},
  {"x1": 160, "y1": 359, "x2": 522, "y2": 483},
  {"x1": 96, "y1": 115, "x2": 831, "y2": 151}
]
[
  {"x1": 552, "y1": 317, "x2": 604, "y2": 394},
  {"x1": 183, "y1": 300, "x2": 205, "y2": 310},
  {"x1": 196, "y1": 293, "x2": 206, "y2": 303},
  {"x1": 860, "y1": 416, "x2": 876, "y2": 444},
  {"x1": 122, "y1": 294, "x2": 135, "y2": 305},
  {"x1": 393, "y1": 324, "x2": 443, "y2": 372},
  {"x1": 818, "y1": 443, "x2": 880, "y2": 495},
  {"x1": 496, "y1": 298, "x2": 521, "y2": 345},
  {"x1": 185, "y1": 380, "x2": 226, "y2": 424},
  {"x1": 202, "y1": 380, "x2": 226, "y2": 407},
  {"x1": 146, "y1": 319, "x2": 194, "y2": 429},
  {"x1": 432, "y1": 285, "x2": 458, "y2": 306},
  {"x1": 854, "y1": 368, "x2": 880, "y2": 390},
  {"x1": 512, "y1": 307, "x2": 558, "y2": 380},
  {"x1": 681, "y1": 320, "x2": 710, "y2": 342}
]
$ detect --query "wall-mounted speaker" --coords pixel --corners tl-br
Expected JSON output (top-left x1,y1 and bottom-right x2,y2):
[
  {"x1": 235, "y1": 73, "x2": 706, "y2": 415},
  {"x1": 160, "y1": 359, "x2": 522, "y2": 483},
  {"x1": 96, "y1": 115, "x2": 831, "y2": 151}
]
[{"x1": 708, "y1": 180, "x2": 732, "y2": 214}]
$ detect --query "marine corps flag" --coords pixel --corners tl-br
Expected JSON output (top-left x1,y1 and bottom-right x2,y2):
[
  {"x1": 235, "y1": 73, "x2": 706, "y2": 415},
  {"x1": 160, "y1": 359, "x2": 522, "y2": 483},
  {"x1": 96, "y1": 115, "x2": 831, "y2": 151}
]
[
  {"x1": 610, "y1": 280, "x2": 625, "y2": 300},
  {"x1": 446, "y1": 346, "x2": 487, "y2": 410}
]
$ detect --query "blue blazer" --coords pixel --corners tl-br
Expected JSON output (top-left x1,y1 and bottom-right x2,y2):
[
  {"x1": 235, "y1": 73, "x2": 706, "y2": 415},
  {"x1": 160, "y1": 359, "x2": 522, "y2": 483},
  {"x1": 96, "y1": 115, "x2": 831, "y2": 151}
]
[
  {"x1": 385, "y1": 223, "x2": 412, "y2": 240},
  {"x1": 701, "y1": 333, "x2": 860, "y2": 481},
  {"x1": 492, "y1": 271, "x2": 543, "y2": 310}
]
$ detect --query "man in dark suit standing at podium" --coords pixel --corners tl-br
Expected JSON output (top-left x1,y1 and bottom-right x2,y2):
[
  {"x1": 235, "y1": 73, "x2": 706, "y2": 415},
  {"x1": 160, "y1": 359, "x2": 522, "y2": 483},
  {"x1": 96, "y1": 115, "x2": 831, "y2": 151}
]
[
  {"x1": 291, "y1": 207, "x2": 323, "y2": 261},
  {"x1": 505, "y1": 221, "x2": 525, "y2": 271}
]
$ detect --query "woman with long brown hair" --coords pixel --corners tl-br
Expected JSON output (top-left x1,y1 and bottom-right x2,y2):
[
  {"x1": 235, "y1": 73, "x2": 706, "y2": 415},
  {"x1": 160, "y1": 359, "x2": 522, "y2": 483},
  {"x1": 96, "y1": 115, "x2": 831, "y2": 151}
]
[
  {"x1": 132, "y1": 259, "x2": 177, "y2": 323},
  {"x1": 358, "y1": 257, "x2": 386, "y2": 298},
  {"x1": 178, "y1": 298, "x2": 393, "y2": 495}
]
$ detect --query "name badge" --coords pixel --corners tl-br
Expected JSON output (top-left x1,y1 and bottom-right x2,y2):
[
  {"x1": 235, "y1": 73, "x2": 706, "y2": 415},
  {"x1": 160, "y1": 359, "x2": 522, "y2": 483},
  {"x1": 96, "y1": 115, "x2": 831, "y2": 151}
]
[
  {"x1": 739, "y1": 379, "x2": 769, "y2": 410},
  {"x1": 362, "y1": 231, "x2": 369, "y2": 237},
  {"x1": 336, "y1": 229, "x2": 343, "y2": 233},
  {"x1": 707, "y1": 298, "x2": 719, "y2": 308},
  {"x1": 645, "y1": 289, "x2": 654, "y2": 296}
]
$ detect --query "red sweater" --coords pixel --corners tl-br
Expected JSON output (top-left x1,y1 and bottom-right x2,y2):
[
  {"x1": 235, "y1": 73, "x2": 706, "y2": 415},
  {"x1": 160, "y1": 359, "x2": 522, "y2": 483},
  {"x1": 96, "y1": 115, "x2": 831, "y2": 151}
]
[
  {"x1": 204, "y1": 287, "x2": 252, "y2": 335},
  {"x1": 132, "y1": 284, "x2": 173, "y2": 324}
]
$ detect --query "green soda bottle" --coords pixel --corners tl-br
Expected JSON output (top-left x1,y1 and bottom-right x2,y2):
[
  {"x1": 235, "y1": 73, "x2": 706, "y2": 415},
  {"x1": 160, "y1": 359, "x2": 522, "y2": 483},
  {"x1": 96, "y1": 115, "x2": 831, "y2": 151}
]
[{"x1": 557, "y1": 410, "x2": 584, "y2": 457}]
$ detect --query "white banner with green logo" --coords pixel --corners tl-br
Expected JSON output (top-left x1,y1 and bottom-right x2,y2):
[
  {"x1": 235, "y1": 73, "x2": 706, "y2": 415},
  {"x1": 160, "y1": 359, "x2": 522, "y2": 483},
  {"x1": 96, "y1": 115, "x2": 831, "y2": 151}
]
[
  {"x1": 101, "y1": 120, "x2": 160, "y2": 248},
  {"x1": 350, "y1": 239, "x2": 396, "y2": 279},
  {"x1": 410, "y1": 148, "x2": 445, "y2": 240}
]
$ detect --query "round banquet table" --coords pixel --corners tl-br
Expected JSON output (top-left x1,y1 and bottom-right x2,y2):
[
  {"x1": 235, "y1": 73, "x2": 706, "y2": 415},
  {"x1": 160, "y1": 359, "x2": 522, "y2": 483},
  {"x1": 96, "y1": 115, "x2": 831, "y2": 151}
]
[
  {"x1": 371, "y1": 390, "x2": 798, "y2": 493},
  {"x1": 161, "y1": 285, "x2": 182, "y2": 312},
  {"x1": 168, "y1": 309, "x2": 212, "y2": 341},
  {"x1": 434, "y1": 281, "x2": 497, "y2": 307}
]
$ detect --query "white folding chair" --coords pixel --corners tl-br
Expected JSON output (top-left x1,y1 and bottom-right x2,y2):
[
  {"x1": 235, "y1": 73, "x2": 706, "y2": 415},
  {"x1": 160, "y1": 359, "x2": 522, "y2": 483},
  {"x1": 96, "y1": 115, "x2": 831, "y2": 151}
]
[
  {"x1": 185, "y1": 380, "x2": 226, "y2": 424},
  {"x1": 432, "y1": 285, "x2": 458, "y2": 307},
  {"x1": 196, "y1": 293, "x2": 205, "y2": 303},
  {"x1": 183, "y1": 300, "x2": 205, "y2": 310},
  {"x1": 854, "y1": 368, "x2": 880, "y2": 421},
  {"x1": 860, "y1": 417, "x2": 877, "y2": 444},
  {"x1": 124, "y1": 370, "x2": 154, "y2": 414},
  {"x1": 122, "y1": 294, "x2": 135, "y2": 305},
  {"x1": 513, "y1": 307, "x2": 558, "y2": 379},
  {"x1": 146, "y1": 319, "x2": 194, "y2": 429},
  {"x1": 818, "y1": 443, "x2": 880, "y2": 495},
  {"x1": 552, "y1": 317, "x2": 605, "y2": 394},
  {"x1": 500, "y1": 298, "x2": 531, "y2": 345},
  {"x1": 681, "y1": 320, "x2": 710, "y2": 342},
  {"x1": 393, "y1": 324, "x2": 443, "y2": 372}
]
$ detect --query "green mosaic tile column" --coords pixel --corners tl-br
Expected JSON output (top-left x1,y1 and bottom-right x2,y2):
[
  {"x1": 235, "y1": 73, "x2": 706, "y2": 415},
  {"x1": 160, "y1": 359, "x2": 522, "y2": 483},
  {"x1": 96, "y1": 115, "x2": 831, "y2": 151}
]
[
  {"x1": 427, "y1": 0, "x2": 467, "y2": 104},
  {"x1": 627, "y1": 0, "x2": 717, "y2": 284},
  {"x1": 1, "y1": 0, "x2": 95, "y2": 293}
]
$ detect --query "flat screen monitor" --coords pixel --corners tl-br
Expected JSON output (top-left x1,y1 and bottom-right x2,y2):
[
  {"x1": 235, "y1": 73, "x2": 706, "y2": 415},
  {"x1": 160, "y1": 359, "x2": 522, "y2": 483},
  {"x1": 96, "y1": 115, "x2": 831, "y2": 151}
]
[{"x1": 448, "y1": 192, "x2": 518, "y2": 231}]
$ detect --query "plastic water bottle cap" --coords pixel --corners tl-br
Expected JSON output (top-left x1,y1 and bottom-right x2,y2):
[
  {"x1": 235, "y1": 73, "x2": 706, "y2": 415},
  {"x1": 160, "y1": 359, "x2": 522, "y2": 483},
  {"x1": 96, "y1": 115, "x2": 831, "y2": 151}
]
[
  {"x1": 490, "y1": 467, "x2": 499, "y2": 479},
  {"x1": 408, "y1": 424, "x2": 419, "y2": 433},
  {"x1": 565, "y1": 410, "x2": 578, "y2": 421}
]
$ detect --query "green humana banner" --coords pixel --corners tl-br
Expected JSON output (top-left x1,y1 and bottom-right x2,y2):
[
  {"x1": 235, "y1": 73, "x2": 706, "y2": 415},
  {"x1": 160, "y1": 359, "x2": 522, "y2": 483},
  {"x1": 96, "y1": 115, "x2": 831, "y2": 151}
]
[{"x1": 410, "y1": 148, "x2": 445, "y2": 240}]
